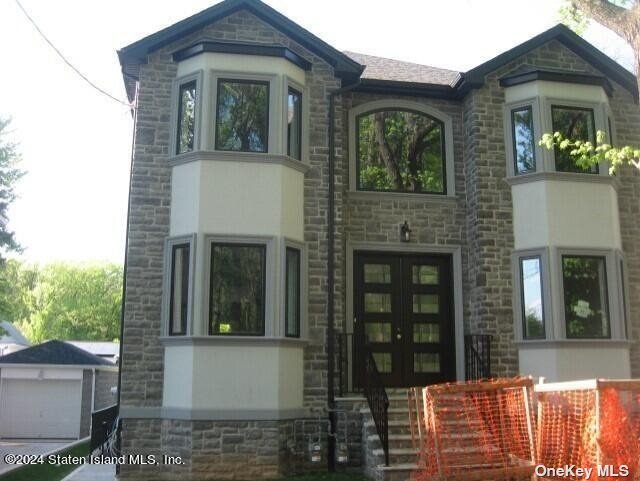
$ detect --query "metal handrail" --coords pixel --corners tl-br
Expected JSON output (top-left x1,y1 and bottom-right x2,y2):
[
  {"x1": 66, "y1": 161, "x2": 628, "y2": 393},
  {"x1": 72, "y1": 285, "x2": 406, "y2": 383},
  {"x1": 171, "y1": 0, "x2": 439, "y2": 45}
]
[
  {"x1": 464, "y1": 334, "x2": 492, "y2": 381},
  {"x1": 363, "y1": 349, "x2": 390, "y2": 466}
]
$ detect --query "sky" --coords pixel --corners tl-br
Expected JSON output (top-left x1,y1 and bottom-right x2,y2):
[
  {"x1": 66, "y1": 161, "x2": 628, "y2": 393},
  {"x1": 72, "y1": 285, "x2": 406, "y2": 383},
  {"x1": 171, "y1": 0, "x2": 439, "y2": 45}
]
[{"x1": 0, "y1": 0, "x2": 633, "y2": 265}]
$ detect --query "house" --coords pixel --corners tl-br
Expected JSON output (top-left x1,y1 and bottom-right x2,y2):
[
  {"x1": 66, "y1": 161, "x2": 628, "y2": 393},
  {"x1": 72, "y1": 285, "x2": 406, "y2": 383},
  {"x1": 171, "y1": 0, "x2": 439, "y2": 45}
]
[
  {"x1": 67, "y1": 341, "x2": 120, "y2": 364},
  {"x1": 0, "y1": 340, "x2": 118, "y2": 440},
  {"x1": 116, "y1": 0, "x2": 640, "y2": 479},
  {"x1": 0, "y1": 321, "x2": 30, "y2": 357}
]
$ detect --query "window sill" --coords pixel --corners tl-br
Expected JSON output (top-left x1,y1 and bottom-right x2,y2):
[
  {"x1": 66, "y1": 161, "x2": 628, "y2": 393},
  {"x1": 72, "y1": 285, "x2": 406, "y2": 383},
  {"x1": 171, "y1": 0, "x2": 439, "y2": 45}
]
[
  {"x1": 345, "y1": 190, "x2": 457, "y2": 204},
  {"x1": 505, "y1": 171, "x2": 620, "y2": 190},
  {"x1": 515, "y1": 339, "x2": 631, "y2": 348},
  {"x1": 168, "y1": 150, "x2": 311, "y2": 174},
  {"x1": 159, "y1": 335, "x2": 309, "y2": 347}
]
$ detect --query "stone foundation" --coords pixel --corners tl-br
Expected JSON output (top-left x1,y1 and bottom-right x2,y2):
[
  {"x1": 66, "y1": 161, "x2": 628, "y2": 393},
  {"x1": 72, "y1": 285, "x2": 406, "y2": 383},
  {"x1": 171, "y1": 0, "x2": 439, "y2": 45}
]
[{"x1": 118, "y1": 416, "x2": 361, "y2": 480}]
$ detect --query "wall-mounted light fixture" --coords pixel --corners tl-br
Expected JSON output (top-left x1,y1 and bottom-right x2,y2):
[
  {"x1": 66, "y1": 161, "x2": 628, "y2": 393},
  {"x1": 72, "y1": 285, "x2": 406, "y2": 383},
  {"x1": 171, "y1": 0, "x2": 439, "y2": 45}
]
[{"x1": 400, "y1": 221, "x2": 412, "y2": 243}]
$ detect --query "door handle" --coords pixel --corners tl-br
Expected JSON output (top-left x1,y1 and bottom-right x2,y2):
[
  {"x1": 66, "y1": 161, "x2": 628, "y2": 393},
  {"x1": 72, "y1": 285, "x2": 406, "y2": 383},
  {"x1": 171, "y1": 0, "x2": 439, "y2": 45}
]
[{"x1": 396, "y1": 333, "x2": 402, "y2": 340}]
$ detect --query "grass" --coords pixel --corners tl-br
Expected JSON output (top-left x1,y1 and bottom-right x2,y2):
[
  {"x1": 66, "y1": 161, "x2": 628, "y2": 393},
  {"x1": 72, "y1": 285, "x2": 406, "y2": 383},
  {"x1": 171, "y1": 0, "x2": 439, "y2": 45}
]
[{"x1": 0, "y1": 441, "x2": 89, "y2": 481}]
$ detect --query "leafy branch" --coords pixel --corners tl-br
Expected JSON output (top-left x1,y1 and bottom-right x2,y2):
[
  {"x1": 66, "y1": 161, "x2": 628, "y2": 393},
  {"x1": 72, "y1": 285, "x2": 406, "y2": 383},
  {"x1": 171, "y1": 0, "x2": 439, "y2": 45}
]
[{"x1": 538, "y1": 130, "x2": 640, "y2": 174}]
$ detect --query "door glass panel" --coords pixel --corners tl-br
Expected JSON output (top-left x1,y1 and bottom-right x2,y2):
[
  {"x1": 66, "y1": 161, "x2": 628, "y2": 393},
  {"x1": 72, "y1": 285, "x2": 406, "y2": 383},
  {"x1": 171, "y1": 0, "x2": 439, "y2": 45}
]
[
  {"x1": 412, "y1": 265, "x2": 439, "y2": 285},
  {"x1": 364, "y1": 264, "x2": 391, "y2": 284},
  {"x1": 365, "y1": 323, "x2": 391, "y2": 343},
  {"x1": 413, "y1": 294, "x2": 439, "y2": 314},
  {"x1": 413, "y1": 324, "x2": 440, "y2": 343},
  {"x1": 414, "y1": 353, "x2": 440, "y2": 373},
  {"x1": 365, "y1": 293, "x2": 392, "y2": 313},
  {"x1": 372, "y1": 353, "x2": 392, "y2": 373}
]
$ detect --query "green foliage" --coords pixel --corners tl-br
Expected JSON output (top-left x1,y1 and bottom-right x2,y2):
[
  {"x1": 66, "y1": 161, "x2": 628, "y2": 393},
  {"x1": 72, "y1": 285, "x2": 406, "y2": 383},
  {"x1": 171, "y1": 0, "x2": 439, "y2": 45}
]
[
  {"x1": 559, "y1": 1, "x2": 589, "y2": 35},
  {"x1": 0, "y1": 261, "x2": 122, "y2": 343},
  {"x1": 539, "y1": 130, "x2": 640, "y2": 174},
  {"x1": 0, "y1": 118, "x2": 25, "y2": 259},
  {"x1": 0, "y1": 441, "x2": 89, "y2": 481}
]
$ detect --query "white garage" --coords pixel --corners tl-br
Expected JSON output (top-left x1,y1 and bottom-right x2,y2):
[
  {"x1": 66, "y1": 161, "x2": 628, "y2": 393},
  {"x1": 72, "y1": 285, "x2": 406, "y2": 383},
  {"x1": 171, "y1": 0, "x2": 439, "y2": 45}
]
[{"x1": 0, "y1": 340, "x2": 118, "y2": 440}]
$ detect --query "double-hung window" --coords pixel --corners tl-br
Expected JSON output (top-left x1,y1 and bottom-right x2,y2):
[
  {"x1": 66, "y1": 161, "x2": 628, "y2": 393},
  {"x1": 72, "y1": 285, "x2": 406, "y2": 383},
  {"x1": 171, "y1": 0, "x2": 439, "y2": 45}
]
[
  {"x1": 511, "y1": 106, "x2": 536, "y2": 175},
  {"x1": 285, "y1": 247, "x2": 301, "y2": 337},
  {"x1": 287, "y1": 88, "x2": 302, "y2": 160},
  {"x1": 519, "y1": 256, "x2": 545, "y2": 339},
  {"x1": 551, "y1": 106, "x2": 598, "y2": 174}
]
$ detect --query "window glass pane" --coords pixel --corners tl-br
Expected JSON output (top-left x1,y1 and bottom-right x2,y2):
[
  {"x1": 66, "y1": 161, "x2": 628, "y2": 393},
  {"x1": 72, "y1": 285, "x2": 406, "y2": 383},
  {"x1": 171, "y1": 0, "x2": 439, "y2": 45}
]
[
  {"x1": 413, "y1": 294, "x2": 439, "y2": 314},
  {"x1": 365, "y1": 323, "x2": 391, "y2": 343},
  {"x1": 372, "y1": 353, "x2": 392, "y2": 373},
  {"x1": 413, "y1": 324, "x2": 439, "y2": 343},
  {"x1": 170, "y1": 244, "x2": 190, "y2": 335},
  {"x1": 210, "y1": 244, "x2": 266, "y2": 335},
  {"x1": 412, "y1": 265, "x2": 438, "y2": 285},
  {"x1": 364, "y1": 264, "x2": 391, "y2": 284},
  {"x1": 287, "y1": 88, "x2": 302, "y2": 160},
  {"x1": 512, "y1": 107, "x2": 535, "y2": 174},
  {"x1": 520, "y1": 257, "x2": 545, "y2": 338},
  {"x1": 562, "y1": 256, "x2": 610, "y2": 338},
  {"x1": 285, "y1": 248, "x2": 301, "y2": 338},
  {"x1": 216, "y1": 80, "x2": 269, "y2": 153},
  {"x1": 177, "y1": 81, "x2": 196, "y2": 154},
  {"x1": 357, "y1": 110, "x2": 445, "y2": 194},
  {"x1": 551, "y1": 106, "x2": 597, "y2": 173},
  {"x1": 620, "y1": 260, "x2": 628, "y2": 338},
  {"x1": 364, "y1": 293, "x2": 392, "y2": 313},
  {"x1": 414, "y1": 353, "x2": 439, "y2": 373}
]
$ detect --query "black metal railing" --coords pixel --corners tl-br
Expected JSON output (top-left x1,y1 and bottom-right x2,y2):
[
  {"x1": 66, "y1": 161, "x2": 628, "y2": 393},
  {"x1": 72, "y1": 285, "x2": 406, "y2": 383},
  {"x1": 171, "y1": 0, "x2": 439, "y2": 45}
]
[
  {"x1": 363, "y1": 349, "x2": 390, "y2": 466},
  {"x1": 90, "y1": 404, "x2": 119, "y2": 454},
  {"x1": 464, "y1": 334, "x2": 492, "y2": 381}
]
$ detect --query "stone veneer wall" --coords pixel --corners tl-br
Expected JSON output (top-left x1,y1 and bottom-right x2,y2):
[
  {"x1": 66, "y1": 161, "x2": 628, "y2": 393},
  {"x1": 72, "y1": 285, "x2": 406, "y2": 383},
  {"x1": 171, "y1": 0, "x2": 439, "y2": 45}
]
[{"x1": 119, "y1": 8, "x2": 340, "y2": 480}]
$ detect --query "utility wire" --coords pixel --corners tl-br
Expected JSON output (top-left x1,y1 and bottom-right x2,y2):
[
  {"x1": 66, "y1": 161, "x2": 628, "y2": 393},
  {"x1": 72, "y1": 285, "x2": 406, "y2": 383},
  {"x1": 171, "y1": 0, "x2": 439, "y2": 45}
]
[{"x1": 14, "y1": 0, "x2": 133, "y2": 108}]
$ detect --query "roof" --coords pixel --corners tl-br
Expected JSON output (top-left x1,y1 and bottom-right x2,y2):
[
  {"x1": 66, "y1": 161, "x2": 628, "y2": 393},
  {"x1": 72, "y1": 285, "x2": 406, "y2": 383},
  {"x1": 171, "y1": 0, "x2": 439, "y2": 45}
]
[
  {"x1": 118, "y1": 0, "x2": 363, "y2": 76},
  {"x1": 0, "y1": 340, "x2": 113, "y2": 367},
  {"x1": 344, "y1": 51, "x2": 460, "y2": 86},
  {"x1": 0, "y1": 321, "x2": 30, "y2": 347},
  {"x1": 66, "y1": 341, "x2": 120, "y2": 359}
]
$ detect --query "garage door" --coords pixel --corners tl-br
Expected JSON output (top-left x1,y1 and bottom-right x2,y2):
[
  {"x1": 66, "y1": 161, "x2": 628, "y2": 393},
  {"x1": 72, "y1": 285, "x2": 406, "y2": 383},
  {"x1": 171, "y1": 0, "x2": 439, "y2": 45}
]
[{"x1": 0, "y1": 379, "x2": 82, "y2": 439}]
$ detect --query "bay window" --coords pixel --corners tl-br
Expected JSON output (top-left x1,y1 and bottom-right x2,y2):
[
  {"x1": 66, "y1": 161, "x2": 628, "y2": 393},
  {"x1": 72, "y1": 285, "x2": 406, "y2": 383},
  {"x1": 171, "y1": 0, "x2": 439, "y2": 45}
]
[
  {"x1": 519, "y1": 256, "x2": 545, "y2": 339},
  {"x1": 551, "y1": 106, "x2": 598, "y2": 173},
  {"x1": 511, "y1": 106, "x2": 536, "y2": 175},
  {"x1": 175, "y1": 80, "x2": 198, "y2": 155},
  {"x1": 215, "y1": 79, "x2": 269, "y2": 153},
  {"x1": 287, "y1": 87, "x2": 302, "y2": 160},
  {"x1": 285, "y1": 247, "x2": 301, "y2": 338},
  {"x1": 209, "y1": 243, "x2": 266, "y2": 336}
]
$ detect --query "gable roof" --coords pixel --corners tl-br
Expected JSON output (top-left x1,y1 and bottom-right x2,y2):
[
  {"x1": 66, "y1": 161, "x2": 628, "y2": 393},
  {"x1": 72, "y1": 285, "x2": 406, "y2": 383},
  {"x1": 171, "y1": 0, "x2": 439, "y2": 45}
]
[
  {"x1": 457, "y1": 24, "x2": 637, "y2": 101},
  {"x1": 0, "y1": 340, "x2": 113, "y2": 366},
  {"x1": 118, "y1": 0, "x2": 363, "y2": 79},
  {"x1": 344, "y1": 51, "x2": 460, "y2": 86}
]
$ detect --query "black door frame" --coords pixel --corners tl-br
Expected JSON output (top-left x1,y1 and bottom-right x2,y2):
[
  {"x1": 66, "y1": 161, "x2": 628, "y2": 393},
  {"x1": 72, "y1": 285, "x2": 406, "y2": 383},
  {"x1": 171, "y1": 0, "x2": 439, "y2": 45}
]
[{"x1": 352, "y1": 250, "x2": 456, "y2": 388}]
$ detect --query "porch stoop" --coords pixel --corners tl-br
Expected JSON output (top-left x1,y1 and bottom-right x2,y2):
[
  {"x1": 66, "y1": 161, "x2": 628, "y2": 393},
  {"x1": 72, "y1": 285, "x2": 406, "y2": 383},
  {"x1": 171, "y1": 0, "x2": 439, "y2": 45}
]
[{"x1": 361, "y1": 390, "x2": 419, "y2": 481}]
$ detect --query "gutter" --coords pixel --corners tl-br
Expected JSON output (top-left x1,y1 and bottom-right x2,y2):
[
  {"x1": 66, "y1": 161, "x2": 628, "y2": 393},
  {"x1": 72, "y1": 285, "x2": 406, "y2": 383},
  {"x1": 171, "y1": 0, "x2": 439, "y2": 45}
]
[{"x1": 326, "y1": 78, "x2": 360, "y2": 472}]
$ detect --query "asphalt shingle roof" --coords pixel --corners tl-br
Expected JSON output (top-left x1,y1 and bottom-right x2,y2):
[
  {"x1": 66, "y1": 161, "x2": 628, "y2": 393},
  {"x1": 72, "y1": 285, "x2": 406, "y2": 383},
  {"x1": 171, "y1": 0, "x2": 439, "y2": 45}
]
[
  {"x1": 344, "y1": 51, "x2": 461, "y2": 86},
  {"x1": 0, "y1": 340, "x2": 113, "y2": 366}
]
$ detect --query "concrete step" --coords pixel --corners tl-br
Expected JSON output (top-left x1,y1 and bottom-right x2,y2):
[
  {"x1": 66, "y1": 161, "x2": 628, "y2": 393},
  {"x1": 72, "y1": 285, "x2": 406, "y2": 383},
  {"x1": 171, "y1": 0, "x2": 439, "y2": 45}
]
[
  {"x1": 364, "y1": 419, "x2": 412, "y2": 436},
  {"x1": 371, "y1": 447, "x2": 419, "y2": 466},
  {"x1": 375, "y1": 463, "x2": 421, "y2": 481},
  {"x1": 367, "y1": 433, "x2": 415, "y2": 450},
  {"x1": 361, "y1": 406, "x2": 411, "y2": 422}
]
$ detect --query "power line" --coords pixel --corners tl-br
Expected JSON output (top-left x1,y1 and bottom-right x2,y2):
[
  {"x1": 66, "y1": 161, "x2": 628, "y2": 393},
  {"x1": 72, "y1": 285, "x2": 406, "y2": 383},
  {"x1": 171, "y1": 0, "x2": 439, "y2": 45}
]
[{"x1": 14, "y1": 0, "x2": 133, "y2": 108}]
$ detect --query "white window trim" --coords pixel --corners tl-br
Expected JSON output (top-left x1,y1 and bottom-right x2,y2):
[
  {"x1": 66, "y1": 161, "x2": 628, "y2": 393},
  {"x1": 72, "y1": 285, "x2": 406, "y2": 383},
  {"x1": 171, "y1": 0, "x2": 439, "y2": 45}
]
[
  {"x1": 512, "y1": 248, "x2": 552, "y2": 341},
  {"x1": 202, "y1": 234, "x2": 277, "y2": 337},
  {"x1": 210, "y1": 71, "x2": 280, "y2": 154},
  {"x1": 169, "y1": 71, "x2": 204, "y2": 158},
  {"x1": 283, "y1": 76, "x2": 309, "y2": 163},
  {"x1": 541, "y1": 97, "x2": 609, "y2": 176},
  {"x1": 503, "y1": 97, "x2": 543, "y2": 177},
  {"x1": 162, "y1": 234, "x2": 197, "y2": 336},
  {"x1": 347, "y1": 99, "x2": 456, "y2": 197},
  {"x1": 280, "y1": 238, "x2": 307, "y2": 339}
]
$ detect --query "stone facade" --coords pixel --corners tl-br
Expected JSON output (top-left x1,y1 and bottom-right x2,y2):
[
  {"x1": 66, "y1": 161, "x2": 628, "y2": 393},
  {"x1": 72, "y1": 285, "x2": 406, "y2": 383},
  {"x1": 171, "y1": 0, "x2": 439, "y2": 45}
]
[{"x1": 119, "y1": 4, "x2": 640, "y2": 480}]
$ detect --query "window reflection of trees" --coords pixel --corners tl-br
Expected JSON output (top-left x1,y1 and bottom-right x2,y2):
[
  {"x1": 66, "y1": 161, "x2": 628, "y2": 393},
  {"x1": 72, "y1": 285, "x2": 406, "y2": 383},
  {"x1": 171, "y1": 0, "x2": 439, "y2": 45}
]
[{"x1": 357, "y1": 110, "x2": 445, "y2": 193}]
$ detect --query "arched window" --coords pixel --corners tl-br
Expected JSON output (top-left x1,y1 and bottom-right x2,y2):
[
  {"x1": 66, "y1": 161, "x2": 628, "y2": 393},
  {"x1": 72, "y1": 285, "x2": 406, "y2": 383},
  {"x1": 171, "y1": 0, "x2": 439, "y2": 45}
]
[{"x1": 356, "y1": 109, "x2": 446, "y2": 194}]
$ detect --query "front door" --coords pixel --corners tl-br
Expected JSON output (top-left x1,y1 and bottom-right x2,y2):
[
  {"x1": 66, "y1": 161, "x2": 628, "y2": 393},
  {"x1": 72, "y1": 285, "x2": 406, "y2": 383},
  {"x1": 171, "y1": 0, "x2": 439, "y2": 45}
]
[{"x1": 353, "y1": 252, "x2": 455, "y2": 388}]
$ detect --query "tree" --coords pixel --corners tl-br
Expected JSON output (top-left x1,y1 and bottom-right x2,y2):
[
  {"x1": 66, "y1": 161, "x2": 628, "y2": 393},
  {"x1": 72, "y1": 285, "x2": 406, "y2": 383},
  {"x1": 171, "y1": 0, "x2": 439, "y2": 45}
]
[
  {"x1": 5, "y1": 262, "x2": 123, "y2": 343},
  {"x1": 0, "y1": 118, "x2": 25, "y2": 259},
  {"x1": 563, "y1": 0, "x2": 640, "y2": 93}
]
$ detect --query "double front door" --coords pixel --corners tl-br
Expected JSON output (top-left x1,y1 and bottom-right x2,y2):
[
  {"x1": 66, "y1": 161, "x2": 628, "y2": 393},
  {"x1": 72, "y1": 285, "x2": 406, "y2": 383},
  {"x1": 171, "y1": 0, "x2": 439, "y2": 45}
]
[{"x1": 353, "y1": 252, "x2": 455, "y2": 387}]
